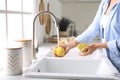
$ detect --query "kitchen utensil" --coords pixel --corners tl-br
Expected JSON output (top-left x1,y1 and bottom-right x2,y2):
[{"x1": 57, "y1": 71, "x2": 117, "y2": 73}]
[
  {"x1": 39, "y1": 0, "x2": 45, "y2": 25},
  {"x1": 45, "y1": 3, "x2": 51, "y2": 35}
]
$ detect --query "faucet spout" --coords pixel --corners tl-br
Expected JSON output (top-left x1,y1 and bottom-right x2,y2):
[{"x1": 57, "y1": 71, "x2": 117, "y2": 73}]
[{"x1": 33, "y1": 11, "x2": 60, "y2": 59}]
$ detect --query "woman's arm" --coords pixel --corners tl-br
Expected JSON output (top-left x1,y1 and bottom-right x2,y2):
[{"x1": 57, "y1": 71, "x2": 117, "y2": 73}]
[
  {"x1": 94, "y1": 42, "x2": 108, "y2": 48},
  {"x1": 61, "y1": 1, "x2": 104, "y2": 55},
  {"x1": 62, "y1": 39, "x2": 80, "y2": 53}
]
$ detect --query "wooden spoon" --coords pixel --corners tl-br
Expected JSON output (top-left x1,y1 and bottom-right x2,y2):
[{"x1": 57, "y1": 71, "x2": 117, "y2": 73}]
[
  {"x1": 45, "y1": 3, "x2": 51, "y2": 35},
  {"x1": 39, "y1": 0, "x2": 45, "y2": 25}
]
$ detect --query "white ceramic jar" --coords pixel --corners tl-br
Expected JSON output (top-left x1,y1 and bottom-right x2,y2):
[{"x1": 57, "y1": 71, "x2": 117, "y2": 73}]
[
  {"x1": 4, "y1": 46, "x2": 23, "y2": 75},
  {"x1": 16, "y1": 39, "x2": 32, "y2": 67}
]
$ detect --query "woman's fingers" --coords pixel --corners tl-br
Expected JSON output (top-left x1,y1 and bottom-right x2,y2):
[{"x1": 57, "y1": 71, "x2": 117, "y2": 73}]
[{"x1": 80, "y1": 44, "x2": 95, "y2": 56}]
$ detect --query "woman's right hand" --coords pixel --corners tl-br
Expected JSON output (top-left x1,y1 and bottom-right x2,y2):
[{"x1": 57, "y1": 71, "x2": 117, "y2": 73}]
[{"x1": 60, "y1": 39, "x2": 80, "y2": 55}]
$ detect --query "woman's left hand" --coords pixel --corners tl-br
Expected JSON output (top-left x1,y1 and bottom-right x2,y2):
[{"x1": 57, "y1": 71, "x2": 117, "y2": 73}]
[
  {"x1": 80, "y1": 42, "x2": 108, "y2": 56},
  {"x1": 80, "y1": 43, "x2": 97, "y2": 56}
]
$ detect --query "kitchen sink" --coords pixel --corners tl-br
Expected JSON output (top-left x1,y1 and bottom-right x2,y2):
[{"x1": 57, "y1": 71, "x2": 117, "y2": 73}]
[{"x1": 23, "y1": 57, "x2": 119, "y2": 80}]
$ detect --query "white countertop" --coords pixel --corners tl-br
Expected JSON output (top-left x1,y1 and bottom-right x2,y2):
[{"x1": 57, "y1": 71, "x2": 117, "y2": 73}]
[{"x1": 0, "y1": 42, "x2": 120, "y2": 80}]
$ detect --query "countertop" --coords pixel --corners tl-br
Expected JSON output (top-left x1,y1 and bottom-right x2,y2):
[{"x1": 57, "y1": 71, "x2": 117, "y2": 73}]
[{"x1": 0, "y1": 42, "x2": 120, "y2": 80}]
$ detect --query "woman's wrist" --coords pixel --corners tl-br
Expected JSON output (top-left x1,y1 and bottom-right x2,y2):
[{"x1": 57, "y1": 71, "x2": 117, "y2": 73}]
[
  {"x1": 66, "y1": 40, "x2": 79, "y2": 51},
  {"x1": 93, "y1": 42, "x2": 108, "y2": 48}
]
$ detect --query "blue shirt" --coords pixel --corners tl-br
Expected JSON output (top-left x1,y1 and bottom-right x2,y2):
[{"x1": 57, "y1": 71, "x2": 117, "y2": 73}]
[{"x1": 75, "y1": 0, "x2": 120, "y2": 72}]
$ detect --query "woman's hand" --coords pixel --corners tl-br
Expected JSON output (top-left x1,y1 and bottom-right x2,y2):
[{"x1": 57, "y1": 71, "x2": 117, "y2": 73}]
[
  {"x1": 80, "y1": 43, "x2": 97, "y2": 56},
  {"x1": 80, "y1": 42, "x2": 108, "y2": 56},
  {"x1": 60, "y1": 39, "x2": 80, "y2": 55}
]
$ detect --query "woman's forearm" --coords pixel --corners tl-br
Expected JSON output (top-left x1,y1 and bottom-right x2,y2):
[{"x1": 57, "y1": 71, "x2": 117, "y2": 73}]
[
  {"x1": 65, "y1": 40, "x2": 80, "y2": 52},
  {"x1": 94, "y1": 42, "x2": 108, "y2": 48}
]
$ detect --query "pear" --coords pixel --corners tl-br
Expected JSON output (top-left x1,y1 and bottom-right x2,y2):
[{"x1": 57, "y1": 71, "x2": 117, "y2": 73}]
[
  {"x1": 77, "y1": 43, "x2": 88, "y2": 52},
  {"x1": 53, "y1": 47, "x2": 65, "y2": 57}
]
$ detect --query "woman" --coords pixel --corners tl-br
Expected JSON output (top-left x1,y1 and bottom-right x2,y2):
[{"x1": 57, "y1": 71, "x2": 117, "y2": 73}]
[{"x1": 62, "y1": 0, "x2": 120, "y2": 72}]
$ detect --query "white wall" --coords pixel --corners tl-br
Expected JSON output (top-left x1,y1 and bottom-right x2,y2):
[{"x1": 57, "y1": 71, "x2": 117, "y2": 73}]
[
  {"x1": 62, "y1": 2, "x2": 100, "y2": 35},
  {"x1": 35, "y1": 0, "x2": 62, "y2": 46}
]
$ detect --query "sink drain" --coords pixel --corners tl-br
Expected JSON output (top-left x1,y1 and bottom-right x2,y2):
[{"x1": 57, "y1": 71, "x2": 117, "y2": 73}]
[{"x1": 37, "y1": 69, "x2": 40, "y2": 72}]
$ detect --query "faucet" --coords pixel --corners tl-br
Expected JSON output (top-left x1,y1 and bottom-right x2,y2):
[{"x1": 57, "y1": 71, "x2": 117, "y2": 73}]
[{"x1": 33, "y1": 11, "x2": 60, "y2": 59}]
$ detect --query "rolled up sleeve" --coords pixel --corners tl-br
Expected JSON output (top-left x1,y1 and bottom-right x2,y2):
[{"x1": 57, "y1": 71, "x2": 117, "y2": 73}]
[
  {"x1": 107, "y1": 40, "x2": 117, "y2": 53},
  {"x1": 107, "y1": 39, "x2": 120, "y2": 56}
]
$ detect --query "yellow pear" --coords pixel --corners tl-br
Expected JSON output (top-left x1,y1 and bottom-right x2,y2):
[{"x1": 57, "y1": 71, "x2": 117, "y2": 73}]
[
  {"x1": 53, "y1": 47, "x2": 65, "y2": 57},
  {"x1": 77, "y1": 43, "x2": 88, "y2": 52}
]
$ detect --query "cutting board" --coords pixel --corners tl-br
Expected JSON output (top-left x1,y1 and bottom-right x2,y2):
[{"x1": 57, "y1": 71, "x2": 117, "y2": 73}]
[
  {"x1": 45, "y1": 3, "x2": 51, "y2": 35},
  {"x1": 39, "y1": 0, "x2": 45, "y2": 25}
]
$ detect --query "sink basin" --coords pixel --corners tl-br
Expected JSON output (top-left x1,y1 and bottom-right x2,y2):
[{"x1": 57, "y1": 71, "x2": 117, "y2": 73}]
[{"x1": 23, "y1": 57, "x2": 119, "y2": 80}]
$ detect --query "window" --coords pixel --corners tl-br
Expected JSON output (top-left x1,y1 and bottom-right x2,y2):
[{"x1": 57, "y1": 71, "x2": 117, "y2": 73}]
[
  {"x1": 0, "y1": 0, "x2": 5, "y2": 10},
  {"x1": 7, "y1": 0, "x2": 22, "y2": 11},
  {"x1": 7, "y1": 14, "x2": 23, "y2": 42},
  {"x1": 0, "y1": 0, "x2": 34, "y2": 69},
  {"x1": 0, "y1": 13, "x2": 6, "y2": 48}
]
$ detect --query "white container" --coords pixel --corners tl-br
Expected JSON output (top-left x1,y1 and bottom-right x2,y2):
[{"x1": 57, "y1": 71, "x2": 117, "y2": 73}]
[
  {"x1": 16, "y1": 39, "x2": 32, "y2": 67},
  {"x1": 4, "y1": 46, "x2": 23, "y2": 75}
]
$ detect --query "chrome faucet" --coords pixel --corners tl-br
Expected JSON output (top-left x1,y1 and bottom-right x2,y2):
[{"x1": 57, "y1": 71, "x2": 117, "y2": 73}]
[{"x1": 33, "y1": 11, "x2": 60, "y2": 59}]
